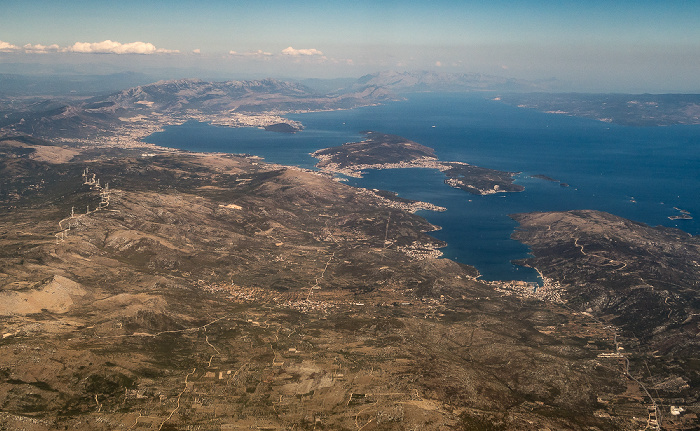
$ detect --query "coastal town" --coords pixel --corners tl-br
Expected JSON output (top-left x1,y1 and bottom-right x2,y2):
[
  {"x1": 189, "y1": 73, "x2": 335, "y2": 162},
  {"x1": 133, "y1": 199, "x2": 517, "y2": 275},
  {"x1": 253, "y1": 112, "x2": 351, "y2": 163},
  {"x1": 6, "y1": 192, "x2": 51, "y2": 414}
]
[{"x1": 52, "y1": 110, "x2": 303, "y2": 152}]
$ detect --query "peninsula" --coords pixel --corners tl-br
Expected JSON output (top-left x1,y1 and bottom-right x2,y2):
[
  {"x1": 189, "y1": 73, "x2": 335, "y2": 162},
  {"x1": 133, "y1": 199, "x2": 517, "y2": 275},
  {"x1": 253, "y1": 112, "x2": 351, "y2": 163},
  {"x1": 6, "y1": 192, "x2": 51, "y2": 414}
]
[
  {"x1": 511, "y1": 210, "x2": 700, "y2": 411},
  {"x1": 312, "y1": 131, "x2": 524, "y2": 195}
]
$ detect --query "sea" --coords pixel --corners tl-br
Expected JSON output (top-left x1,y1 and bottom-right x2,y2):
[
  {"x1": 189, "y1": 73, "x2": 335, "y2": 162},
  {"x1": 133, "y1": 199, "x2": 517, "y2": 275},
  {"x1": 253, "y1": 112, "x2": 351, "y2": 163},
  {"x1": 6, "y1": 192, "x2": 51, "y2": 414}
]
[{"x1": 144, "y1": 93, "x2": 700, "y2": 283}]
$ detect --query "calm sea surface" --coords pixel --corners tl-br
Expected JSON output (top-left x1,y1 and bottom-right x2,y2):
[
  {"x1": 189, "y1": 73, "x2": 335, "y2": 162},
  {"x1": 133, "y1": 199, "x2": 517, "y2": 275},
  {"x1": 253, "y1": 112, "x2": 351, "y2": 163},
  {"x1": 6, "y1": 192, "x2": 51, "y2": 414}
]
[{"x1": 144, "y1": 93, "x2": 700, "y2": 282}]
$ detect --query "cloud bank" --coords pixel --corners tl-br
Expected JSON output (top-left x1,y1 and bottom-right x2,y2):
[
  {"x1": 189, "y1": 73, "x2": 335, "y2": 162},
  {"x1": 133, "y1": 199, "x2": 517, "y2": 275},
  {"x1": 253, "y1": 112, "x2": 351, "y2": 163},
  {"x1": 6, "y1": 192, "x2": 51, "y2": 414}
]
[
  {"x1": 70, "y1": 40, "x2": 178, "y2": 54},
  {"x1": 23, "y1": 43, "x2": 61, "y2": 54},
  {"x1": 0, "y1": 39, "x2": 177, "y2": 54},
  {"x1": 281, "y1": 46, "x2": 324, "y2": 57},
  {"x1": 230, "y1": 49, "x2": 273, "y2": 57},
  {"x1": 2, "y1": 41, "x2": 328, "y2": 60},
  {"x1": 0, "y1": 41, "x2": 20, "y2": 52}
]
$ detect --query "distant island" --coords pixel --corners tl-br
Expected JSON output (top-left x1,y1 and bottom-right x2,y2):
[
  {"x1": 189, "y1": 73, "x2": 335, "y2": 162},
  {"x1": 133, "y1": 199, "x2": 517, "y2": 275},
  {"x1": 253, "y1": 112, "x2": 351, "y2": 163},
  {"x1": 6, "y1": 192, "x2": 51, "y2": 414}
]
[
  {"x1": 496, "y1": 93, "x2": 700, "y2": 126},
  {"x1": 312, "y1": 131, "x2": 523, "y2": 195},
  {"x1": 669, "y1": 207, "x2": 693, "y2": 220},
  {"x1": 531, "y1": 174, "x2": 569, "y2": 188},
  {"x1": 263, "y1": 122, "x2": 301, "y2": 133},
  {"x1": 313, "y1": 131, "x2": 437, "y2": 169}
]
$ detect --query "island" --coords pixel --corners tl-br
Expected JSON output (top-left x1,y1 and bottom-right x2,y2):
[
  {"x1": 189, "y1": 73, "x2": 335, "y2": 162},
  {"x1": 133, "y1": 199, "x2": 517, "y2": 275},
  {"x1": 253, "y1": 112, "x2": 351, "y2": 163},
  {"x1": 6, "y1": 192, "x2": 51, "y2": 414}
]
[
  {"x1": 312, "y1": 131, "x2": 524, "y2": 195},
  {"x1": 669, "y1": 207, "x2": 693, "y2": 220},
  {"x1": 531, "y1": 174, "x2": 570, "y2": 188},
  {"x1": 263, "y1": 122, "x2": 301, "y2": 133}
]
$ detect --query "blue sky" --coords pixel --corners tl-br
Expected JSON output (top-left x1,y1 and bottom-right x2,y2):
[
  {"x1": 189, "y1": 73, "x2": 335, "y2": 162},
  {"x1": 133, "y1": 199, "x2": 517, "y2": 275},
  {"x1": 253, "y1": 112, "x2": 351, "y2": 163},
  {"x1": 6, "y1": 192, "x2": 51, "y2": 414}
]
[{"x1": 1, "y1": 0, "x2": 699, "y2": 92}]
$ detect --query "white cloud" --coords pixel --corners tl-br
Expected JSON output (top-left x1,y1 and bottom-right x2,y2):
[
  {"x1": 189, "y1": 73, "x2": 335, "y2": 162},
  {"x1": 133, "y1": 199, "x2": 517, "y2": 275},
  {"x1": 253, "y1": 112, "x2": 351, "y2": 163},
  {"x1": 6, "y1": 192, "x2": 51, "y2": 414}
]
[
  {"x1": 192, "y1": 48, "x2": 201, "y2": 54},
  {"x1": 230, "y1": 49, "x2": 273, "y2": 57},
  {"x1": 23, "y1": 43, "x2": 61, "y2": 54},
  {"x1": 281, "y1": 46, "x2": 324, "y2": 57},
  {"x1": 330, "y1": 58, "x2": 354, "y2": 66},
  {"x1": 0, "y1": 40, "x2": 20, "y2": 52},
  {"x1": 69, "y1": 40, "x2": 178, "y2": 54},
  {"x1": 435, "y1": 61, "x2": 443, "y2": 67}
]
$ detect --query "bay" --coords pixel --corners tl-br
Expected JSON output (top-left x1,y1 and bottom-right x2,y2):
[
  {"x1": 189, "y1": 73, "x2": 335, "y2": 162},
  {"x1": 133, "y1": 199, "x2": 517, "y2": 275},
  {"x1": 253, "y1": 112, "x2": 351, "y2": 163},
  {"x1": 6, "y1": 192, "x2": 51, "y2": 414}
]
[{"x1": 144, "y1": 93, "x2": 700, "y2": 282}]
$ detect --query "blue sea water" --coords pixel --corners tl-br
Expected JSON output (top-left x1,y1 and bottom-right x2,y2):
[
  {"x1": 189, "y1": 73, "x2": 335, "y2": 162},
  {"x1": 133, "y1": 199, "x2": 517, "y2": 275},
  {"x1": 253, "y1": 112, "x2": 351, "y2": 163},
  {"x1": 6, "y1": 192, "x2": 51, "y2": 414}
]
[{"x1": 144, "y1": 93, "x2": 700, "y2": 282}]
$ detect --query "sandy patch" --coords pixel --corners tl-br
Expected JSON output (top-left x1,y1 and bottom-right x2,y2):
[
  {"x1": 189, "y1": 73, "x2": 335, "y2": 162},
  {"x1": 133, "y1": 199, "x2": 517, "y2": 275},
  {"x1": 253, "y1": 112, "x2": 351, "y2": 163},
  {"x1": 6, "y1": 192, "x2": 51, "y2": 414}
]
[
  {"x1": 0, "y1": 275, "x2": 86, "y2": 315},
  {"x1": 2, "y1": 139, "x2": 80, "y2": 164}
]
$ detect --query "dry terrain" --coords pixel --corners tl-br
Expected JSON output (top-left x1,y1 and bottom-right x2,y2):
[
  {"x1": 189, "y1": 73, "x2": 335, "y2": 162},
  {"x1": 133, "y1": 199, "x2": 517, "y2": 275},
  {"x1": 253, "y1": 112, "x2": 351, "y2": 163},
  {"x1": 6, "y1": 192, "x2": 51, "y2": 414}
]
[{"x1": 0, "y1": 139, "x2": 672, "y2": 430}]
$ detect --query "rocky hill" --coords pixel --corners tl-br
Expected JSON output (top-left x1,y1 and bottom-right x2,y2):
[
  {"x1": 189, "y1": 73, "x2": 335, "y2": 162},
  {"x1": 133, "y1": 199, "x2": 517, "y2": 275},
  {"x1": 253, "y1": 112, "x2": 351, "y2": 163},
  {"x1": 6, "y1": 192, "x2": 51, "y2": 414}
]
[
  {"x1": 512, "y1": 210, "x2": 700, "y2": 414},
  {"x1": 104, "y1": 78, "x2": 317, "y2": 112},
  {"x1": 312, "y1": 131, "x2": 524, "y2": 195},
  {"x1": 512, "y1": 210, "x2": 700, "y2": 348}
]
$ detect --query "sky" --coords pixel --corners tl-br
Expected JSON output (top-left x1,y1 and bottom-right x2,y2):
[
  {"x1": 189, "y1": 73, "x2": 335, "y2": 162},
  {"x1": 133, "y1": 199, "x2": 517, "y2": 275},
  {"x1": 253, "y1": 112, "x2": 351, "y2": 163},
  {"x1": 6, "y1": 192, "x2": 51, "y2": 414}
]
[{"x1": 1, "y1": 0, "x2": 699, "y2": 92}]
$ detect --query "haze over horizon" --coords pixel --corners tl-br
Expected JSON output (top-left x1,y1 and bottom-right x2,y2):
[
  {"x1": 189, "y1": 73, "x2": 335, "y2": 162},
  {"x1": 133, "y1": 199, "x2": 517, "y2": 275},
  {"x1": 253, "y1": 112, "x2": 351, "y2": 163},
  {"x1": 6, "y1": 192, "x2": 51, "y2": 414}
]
[{"x1": 1, "y1": 0, "x2": 699, "y2": 93}]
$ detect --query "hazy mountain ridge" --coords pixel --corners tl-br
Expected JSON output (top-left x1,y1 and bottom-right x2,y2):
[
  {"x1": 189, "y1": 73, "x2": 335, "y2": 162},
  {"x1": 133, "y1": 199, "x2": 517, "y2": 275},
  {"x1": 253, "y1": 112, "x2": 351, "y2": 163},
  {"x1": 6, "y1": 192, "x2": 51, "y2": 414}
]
[
  {"x1": 106, "y1": 78, "x2": 318, "y2": 111},
  {"x1": 0, "y1": 71, "x2": 157, "y2": 97},
  {"x1": 347, "y1": 70, "x2": 556, "y2": 94}
]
